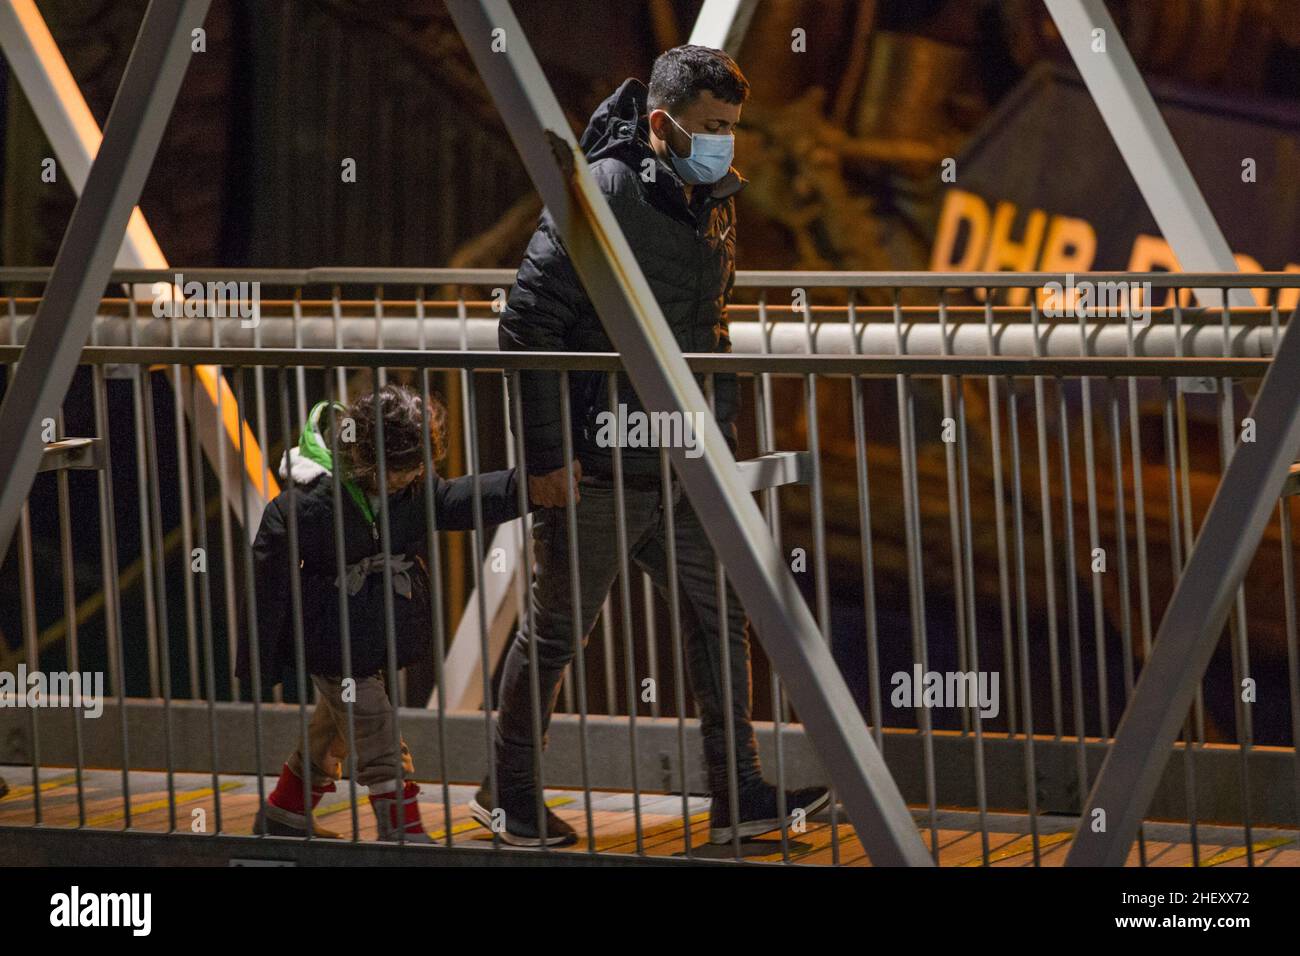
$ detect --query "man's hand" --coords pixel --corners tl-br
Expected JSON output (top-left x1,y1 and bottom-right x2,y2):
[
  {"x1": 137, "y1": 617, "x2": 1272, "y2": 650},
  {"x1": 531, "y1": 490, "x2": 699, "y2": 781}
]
[{"x1": 528, "y1": 460, "x2": 582, "y2": 508}]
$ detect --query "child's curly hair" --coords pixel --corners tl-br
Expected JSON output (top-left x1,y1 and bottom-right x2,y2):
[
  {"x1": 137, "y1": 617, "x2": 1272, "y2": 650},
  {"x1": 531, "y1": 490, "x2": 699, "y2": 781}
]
[{"x1": 345, "y1": 384, "x2": 447, "y2": 494}]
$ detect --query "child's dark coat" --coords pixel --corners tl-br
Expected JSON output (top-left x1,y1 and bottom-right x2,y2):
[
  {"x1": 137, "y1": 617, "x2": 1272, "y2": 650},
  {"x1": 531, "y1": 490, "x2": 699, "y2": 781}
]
[{"x1": 236, "y1": 469, "x2": 524, "y2": 687}]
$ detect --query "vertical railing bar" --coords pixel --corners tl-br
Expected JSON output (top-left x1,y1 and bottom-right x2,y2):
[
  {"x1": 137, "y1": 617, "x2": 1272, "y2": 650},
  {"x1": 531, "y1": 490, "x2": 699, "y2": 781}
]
[
  {"x1": 601, "y1": 600, "x2": 617, "y2": 715},
  {"x1": 1170, "y1": 299, "x2": 1207, "y2": 749},
  {"x1": 372, "y1": 365, "x2": 412, "y2": 845},
  {"x1": 128, "y1": 295, "x2": 160, "y2": 698},
  {"x1": 92, "y1": 363, "x2": 132, "y2": 826},
  {"x1": 983, "y1": 294, "x2": 1017, "y2": 736},
  {"x1": 5, "y1": 294, "x2": 38, "y2": 822},
  {"x1": 1279, "y1": 288, "x2": 1300, "y2": 824},
  {"x1": 499, "y1": 374, "x2": 532, "y2": 712},
  {"x1": 325, "y1": 390, "x2": 361, "y2": 843},
  {"x1": 658, "y1": 442, "x2": 694, "y2": 859},
  {"x1": 760, "y1": 291, "x2": 791, "y2": 730},
  {"x1": 416, "y1": 287, "x2": 451, "y2": 837},
  {"x1": 463, "y1": 366, "x2": 499, "y2": 850},
  {"x1": 18, "y1": 503, "x2": 41, "y2": 823},
  {"x1": 211, "y1": 310, "x2": 240, "y2": 704},
  {"x1": 141, "y1": 363, "x2": 177, "y2": 831},
  {"x1": 331, "y1": 285, "x2": 348, "y2": 405},
  {"x1": 958, "y1": 294, "x2": 988, "y2": 864},
  {"x1": 1123, "y1": 306, "x2": 1151, "y2": 866},
  {"x1": 1057, "y1": 360, "x2": 1088, "y2": 804},
  {"x1": 87, "y1": 301, "x2": 121, "y2": 703},
  {"x1": 700, "y1": 370, "x2": 743, "y2": 863},
  {"x1": 607, "y1": 372, "x2": 644, "y2": 854},
  {"x1": 1005, "y1": 363, "x2": 1040, "y2": 864},
  {"x1": 250, "y1": 309, "x2": 275, "y2": 705},
  {"x1": 54, "y1": 407, "x2": 87, "y2": 826},
  {"x1": 893, "y1": 287, "x2": 938, "y2": 860},
  {"x1": 508, "y1": 369, "x2": 549, "y2": 850},
  {"x1": 642, "y1": 573, "x2": 659, "y2": 718},
  {"x1": 292, "y1": 286, "x2": 308, "y2": 422},
  {"x1": 276, "y1": 367, "x2": 313, "y2": 840},
  {"x1": 751, "y1": 370, "x2": 789, "y2": 863},
  {"x1": 1029, "y1": 296, "x2": 1063, "y2": 738},
  {"x1": 847, "y1": 291, "x2": 883, "y2": 751},
  {"x1": 236, "y1": 369, "x2": 269, "y2": 834},
  {"x1": 1279, "y1": 494, "x2": 1300, "y2": 826},
  {"x1": 801, "y1": 301, "x2": 839, "y2": 863},
  {"x1": 1076, "y1": 300, "x2": 1110, "y2": 739},
  {"x1": 559, "y1": 373, "x2": 597, "y2": 853},
  {"x1": 169, "y1": 297, "x2": 200, "y2": 701},
  {"x1": 188, "y1": 365, "x2": 222, "y2": 833},
  {"x1": 937, "y1": 290, "x2": 971, "y2": 736},
  {"x1": 1218, "y1": 287, "x2": 1255, "y2": 865},
  {"x1": 416, "y1": 359, "x2": 453, "y2": 845},
  {"x1": 1161, "y1": 371, "x2": 1199, "y2": 865}
]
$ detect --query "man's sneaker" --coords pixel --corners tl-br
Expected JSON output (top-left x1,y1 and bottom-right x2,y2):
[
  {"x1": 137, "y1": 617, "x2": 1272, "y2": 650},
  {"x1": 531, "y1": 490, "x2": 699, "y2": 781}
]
[
  {"x1": 468, "y1": 780, "x2": 578, "y2": 848},
  {"x1": 253, "y1": 803, "x2": 344, "y2": 839},
  {"x1": 709, "y1": 782, "x2": 831, "y2": 844}
]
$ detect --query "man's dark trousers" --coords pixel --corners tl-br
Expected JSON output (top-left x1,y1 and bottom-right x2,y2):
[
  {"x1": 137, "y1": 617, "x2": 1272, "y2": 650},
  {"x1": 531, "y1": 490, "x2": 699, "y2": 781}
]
[{"x1": 493, "y1": 472, "x2": 762, "y2": 797}]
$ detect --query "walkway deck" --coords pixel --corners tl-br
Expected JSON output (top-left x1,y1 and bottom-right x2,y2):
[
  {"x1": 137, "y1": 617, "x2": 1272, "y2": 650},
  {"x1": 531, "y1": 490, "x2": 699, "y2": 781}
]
[{"x1": 3, "y1": 766, "x2": 1297, "y2": 866}]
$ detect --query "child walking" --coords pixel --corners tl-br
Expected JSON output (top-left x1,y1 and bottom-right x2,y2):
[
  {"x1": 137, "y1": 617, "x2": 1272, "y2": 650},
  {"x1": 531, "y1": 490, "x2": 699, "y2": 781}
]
[{"x1": 237, "y1": 383, "x2": 540, "y2": 841}]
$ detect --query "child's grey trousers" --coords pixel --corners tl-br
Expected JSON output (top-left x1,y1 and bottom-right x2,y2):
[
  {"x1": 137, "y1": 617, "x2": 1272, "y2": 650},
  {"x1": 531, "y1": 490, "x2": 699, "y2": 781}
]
[{"x1": 286, "y1": 672, "x2": 413, "y2": 792}]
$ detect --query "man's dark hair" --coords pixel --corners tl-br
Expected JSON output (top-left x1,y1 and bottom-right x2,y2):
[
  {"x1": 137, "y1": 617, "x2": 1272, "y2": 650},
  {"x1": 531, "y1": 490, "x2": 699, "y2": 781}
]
[
  {"x1": 346, "y1": 383, "x2": 447, "y2": 493},
  {"x1": 647, "y1": 45, "x2": 750, "y2": 114}
]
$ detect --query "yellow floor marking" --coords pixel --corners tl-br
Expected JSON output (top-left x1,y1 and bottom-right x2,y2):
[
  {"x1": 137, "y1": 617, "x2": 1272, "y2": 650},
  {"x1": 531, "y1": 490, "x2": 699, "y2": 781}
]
[
  {"x1": 958, "y1": 830, "x2": 1074, "y2": 866},
  {"x1": 0, "y1": 773, "x2": 78, "y2": 802},
  {"x1": 83, "y1": 781, "x2": 244, "y2": 828},
  {"x1": 1194, "y1": 836, "x2": 1296, "y2": 867}
]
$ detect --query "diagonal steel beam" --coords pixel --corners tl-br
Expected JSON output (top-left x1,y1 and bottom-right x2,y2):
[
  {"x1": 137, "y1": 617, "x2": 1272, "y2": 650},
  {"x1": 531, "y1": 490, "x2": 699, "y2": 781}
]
[
  {"x1": 0, "y1": 0, "x2": 277, "y2": 533},
  {"x1": 447, "y1": 0, "x2": 932, "y2": 865},
  {"x1": 1065, "y1": 305, "x2": 1300, "y2": 865},
  {"x1": 687, "y1": 0, "x2": 759, "y2": 56},
  {"x1": 1044, "y1": 0, "x2": 1251, "y2": 310},
  {"x1": 0, "y1": 0, "x2": 212, "y2": 560}
]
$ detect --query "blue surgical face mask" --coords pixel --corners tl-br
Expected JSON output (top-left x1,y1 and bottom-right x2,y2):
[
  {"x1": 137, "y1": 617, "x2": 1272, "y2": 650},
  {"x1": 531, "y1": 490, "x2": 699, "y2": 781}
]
[{"x1": 664, "y1": 112, "x2": 733, "y2": 185}]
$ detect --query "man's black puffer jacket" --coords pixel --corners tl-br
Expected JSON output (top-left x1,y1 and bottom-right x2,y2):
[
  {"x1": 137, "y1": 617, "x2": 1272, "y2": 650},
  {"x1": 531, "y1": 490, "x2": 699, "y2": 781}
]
[{"x1": 499, "y1": 77, "x2": 746, "y2": 478}]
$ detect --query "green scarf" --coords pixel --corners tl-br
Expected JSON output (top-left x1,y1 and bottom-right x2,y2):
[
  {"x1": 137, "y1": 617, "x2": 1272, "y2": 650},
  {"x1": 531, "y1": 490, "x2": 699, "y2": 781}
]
[{"x1": 299, "y1": 400, "x2": 375, "y2": 526}]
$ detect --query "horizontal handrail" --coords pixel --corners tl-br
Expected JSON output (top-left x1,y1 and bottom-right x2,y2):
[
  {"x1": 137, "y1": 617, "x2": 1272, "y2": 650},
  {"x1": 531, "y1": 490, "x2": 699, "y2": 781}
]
[
  {"x1": 3, "y1": 266, "x2": 1300, "y2": 289},
  {"x1": 0, "y1": 344, "x2": 1271, "y2": 377}
]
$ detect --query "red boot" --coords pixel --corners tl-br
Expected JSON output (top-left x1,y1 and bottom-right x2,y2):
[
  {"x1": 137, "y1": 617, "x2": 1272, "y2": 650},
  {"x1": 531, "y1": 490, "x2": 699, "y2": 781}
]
[
  {"x1": 255, "y1": 763, "x2": 343, "y2": 838},
  {"x1": 369, "y1": 779, "x2": 433, "y2": 843}
]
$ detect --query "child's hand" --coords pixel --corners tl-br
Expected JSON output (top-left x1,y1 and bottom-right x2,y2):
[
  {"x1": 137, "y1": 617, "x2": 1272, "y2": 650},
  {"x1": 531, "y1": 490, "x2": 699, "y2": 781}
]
[{"x1": 528, "y1": 460, "x2": 582, "y2": 508}]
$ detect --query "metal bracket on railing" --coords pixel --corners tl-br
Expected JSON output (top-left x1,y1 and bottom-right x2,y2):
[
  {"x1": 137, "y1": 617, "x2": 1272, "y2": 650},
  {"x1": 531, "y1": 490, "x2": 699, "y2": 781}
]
[
  {"x1": 37, "y1": 437, "x2": 104, "y2": 473},
  {"x1": 736, "y1": 451, "x2": 810, "y2": 492}
]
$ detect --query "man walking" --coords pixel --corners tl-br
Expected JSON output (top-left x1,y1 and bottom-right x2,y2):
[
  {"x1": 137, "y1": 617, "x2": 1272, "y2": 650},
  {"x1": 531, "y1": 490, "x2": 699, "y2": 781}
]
[{"x1": 472, "y1": 45, "x2": 829, "y2": 847}]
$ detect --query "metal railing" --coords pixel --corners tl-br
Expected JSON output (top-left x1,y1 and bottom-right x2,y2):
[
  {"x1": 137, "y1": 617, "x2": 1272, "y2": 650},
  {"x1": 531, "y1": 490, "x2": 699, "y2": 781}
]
[{"x1": 1, "y1": 268, "x2": 1298, "y2": 866}]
